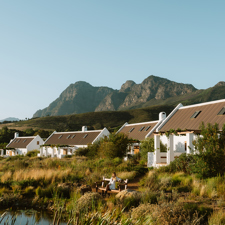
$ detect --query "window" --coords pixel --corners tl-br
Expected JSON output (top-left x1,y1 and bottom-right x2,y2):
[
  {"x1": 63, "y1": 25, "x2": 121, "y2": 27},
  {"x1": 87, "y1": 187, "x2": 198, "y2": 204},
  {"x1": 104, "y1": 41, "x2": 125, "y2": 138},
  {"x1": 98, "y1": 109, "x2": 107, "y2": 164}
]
[
  {"x1": 184, "y1": 141, "x2": 187, "y2": 151},
  {"x1": 218, "y1": 107, "x2": 225, "y2": 115},
  {"x1": 83, "y1": 134, "x2": 88, "y2": 138},
  {"x1": 37, "y1": 141, "x2": 39, "y2": 145},
  {"x1": 139, "y1": 126, "x2": 145, "y2": 131},
  {"x1": 17, "y1": 139, "x2": 20, "y2": 143},
  {"x1": 145, "y1": 126, "x2": 151, "y2": 131},
  {"x1": 58, "y1": 135, "x2": 63, "y2": 139},
  {"x1": 23, "y1": 139, "x2": 27, "y2": 143},
  {"x1": 67, "y1": 135, "x2": 71, "y2": 139},
  {"x1": 190, "y1": 110, "x2": 201, "y2": 118},
  {"x1": 129, "y1": 128, "x2": 135, "y2": 133},
  {"x1": 71, "y1": 135, "x2": 75, "y2": 139}
]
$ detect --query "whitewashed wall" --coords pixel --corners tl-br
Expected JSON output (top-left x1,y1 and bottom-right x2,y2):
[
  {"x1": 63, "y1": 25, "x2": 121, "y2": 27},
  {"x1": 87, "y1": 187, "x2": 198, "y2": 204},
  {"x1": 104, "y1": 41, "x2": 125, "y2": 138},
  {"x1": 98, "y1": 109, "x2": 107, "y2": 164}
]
[{"x1": 27, "y1": 135, "x2": 44, "y2": 152}]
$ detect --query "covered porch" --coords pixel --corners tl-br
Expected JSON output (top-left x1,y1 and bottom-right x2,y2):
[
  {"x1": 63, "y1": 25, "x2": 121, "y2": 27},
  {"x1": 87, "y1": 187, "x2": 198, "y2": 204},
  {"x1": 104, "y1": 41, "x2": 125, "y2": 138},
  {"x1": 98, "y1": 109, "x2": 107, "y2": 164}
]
[
  {"x1": 148, "y1": 131, "x2": 196, "y2": 167},
  {"x1": 38, "y1": 146, "x2": 77, "y2": 158}
]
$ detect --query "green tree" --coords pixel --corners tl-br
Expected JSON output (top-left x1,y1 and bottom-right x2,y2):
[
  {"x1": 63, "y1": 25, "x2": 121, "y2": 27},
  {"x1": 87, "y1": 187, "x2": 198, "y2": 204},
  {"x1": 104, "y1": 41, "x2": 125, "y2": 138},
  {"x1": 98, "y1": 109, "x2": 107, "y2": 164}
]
[
  {"x1": 191, "y1": 122, "x2": 225, "y2": 178},
  {"x1": 140, "y1": 138, "x2": 167, "y2": 163},
  {"x1": 98, "y1": 133, "x2": 130, "y2": 159}
]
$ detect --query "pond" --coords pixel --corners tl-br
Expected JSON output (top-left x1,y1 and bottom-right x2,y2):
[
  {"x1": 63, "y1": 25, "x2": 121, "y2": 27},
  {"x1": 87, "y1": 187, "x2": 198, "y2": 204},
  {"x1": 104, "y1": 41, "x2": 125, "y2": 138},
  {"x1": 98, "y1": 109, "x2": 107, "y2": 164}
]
[{"x1": 0, "y1": 209, "x2": 67, "y2": 225}]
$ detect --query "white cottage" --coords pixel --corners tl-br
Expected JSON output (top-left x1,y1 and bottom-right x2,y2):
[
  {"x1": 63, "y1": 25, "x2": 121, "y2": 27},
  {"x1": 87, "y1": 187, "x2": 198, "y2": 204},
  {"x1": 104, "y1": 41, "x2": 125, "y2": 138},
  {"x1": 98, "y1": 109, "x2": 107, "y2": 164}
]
[
  {"x1": 39, "y1": 126, "x2": 110, "y2": 158},
  {"x1": 116, "y1": 112, "x2": 167, "y2": 159},
  {"x1": 150, "y1": 99, "x2": 225, "y2": 167},
  {"x1": 6, "y1": 132, "x2": 44, "y2": 156}
]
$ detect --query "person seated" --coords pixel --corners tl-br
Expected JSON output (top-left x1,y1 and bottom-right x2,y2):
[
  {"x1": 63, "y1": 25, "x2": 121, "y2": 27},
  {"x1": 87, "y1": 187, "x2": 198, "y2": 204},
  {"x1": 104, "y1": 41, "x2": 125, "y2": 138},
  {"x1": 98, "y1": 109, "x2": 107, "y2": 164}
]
[{"x1": 106, "y1": 172, "x2": 121, "y2": 191}]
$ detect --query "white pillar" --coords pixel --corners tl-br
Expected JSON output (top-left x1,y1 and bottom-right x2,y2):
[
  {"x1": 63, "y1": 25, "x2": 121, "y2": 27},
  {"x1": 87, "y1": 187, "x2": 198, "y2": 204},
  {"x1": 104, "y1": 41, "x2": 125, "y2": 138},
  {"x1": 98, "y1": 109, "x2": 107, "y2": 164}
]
[
  {"x1": 40, "y1": 147, "x2": 43, "y2": 157},
  {"x1": 154, "y1": 134, "x2": 160, "y2": 165},
  {"x1": 186, "y1": 133, "x2": 194, "y2": 154},
  {"x1": 52, "y1": 147, "x2": 54, "y2": 158},
  {"x1": 167, "y1": 134, "x2": 174, "y2": 164}
]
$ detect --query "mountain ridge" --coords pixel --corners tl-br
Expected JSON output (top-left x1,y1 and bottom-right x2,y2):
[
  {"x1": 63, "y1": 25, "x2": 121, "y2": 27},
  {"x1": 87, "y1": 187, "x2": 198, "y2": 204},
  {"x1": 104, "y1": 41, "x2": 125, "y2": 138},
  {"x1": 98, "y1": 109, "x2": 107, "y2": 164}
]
[{"x1": 33, "y1": 75, "x2": 225, "y2": 118}]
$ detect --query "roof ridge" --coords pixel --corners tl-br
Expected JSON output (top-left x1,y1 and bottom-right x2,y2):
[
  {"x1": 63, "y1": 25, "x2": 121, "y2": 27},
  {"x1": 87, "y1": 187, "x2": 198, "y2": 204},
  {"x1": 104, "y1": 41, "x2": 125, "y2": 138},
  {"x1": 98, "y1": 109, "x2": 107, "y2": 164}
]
[
  {"x1": 181, "y1": 99, "x2": 225, "y2": 109},
  {"x1": 56, "y1": 130, "x2": 102, "y2": 134},
  {"x1": 124, "y1": 121, "x2": 159, "y2": 126}
]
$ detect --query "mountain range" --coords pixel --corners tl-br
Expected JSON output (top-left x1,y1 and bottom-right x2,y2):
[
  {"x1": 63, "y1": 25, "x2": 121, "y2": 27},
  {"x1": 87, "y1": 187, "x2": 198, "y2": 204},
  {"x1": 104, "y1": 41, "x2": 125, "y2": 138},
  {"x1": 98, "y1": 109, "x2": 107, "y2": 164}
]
[
  {"x1": 0, "y1": 117, "x2": 20, "y2": 123},
  {"x1": 33, "y1": 75, "x2": 225, "y2": 118}
]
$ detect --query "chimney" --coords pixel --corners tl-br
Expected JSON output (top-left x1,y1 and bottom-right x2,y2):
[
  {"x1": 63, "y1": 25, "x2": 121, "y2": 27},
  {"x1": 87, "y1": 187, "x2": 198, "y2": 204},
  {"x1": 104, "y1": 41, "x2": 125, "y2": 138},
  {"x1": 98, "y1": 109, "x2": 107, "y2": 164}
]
[
  {"x1": 82, "y1": 126, "x2": 87, "y2": 132},
  {"x1": 159, "y1": 112, "x2": 166, "y2": 121},
  {"x1": 14, "y1": 132, "x2": 19, "y2": 139}
]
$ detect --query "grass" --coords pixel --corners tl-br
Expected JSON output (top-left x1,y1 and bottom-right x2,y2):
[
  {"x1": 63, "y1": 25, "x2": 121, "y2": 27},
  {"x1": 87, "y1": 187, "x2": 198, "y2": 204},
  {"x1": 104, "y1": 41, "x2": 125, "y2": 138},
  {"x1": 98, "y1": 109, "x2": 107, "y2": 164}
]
[{"x1": 0, "y1": 156, "x2": 224, "y2": 224}]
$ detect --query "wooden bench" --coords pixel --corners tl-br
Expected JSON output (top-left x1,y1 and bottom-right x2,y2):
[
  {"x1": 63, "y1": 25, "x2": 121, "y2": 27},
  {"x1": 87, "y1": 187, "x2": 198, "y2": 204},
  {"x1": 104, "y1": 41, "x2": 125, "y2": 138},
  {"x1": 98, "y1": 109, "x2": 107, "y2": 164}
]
[{"x1": 95, "y1": 177, "x2": 128, "y2": 196}]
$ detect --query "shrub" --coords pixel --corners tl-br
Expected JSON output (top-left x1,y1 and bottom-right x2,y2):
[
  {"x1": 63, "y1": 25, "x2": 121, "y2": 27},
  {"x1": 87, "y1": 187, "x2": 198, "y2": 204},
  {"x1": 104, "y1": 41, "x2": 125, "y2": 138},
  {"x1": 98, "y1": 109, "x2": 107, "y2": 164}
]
[
  {"x1": 117, "y1": 171, "x2": 137, "y2": 181},
  {"x1": 76, "y1": 192, "x2": 104, "y2": 212},
  {"x1": 141, "y1": 191, "x2": 158, "y2": 204},
  {"x1": 113, "y1": 157, "x2": 122, "y2": 166},
  {"x1": 26, "y1": 150, "x2": 40, "y2": 157},
  {"x1": 35, "y1": 185, "x2": 55, "y2": 198},
  {"x1": 208, "y1": 209, "x2": 225, "y2": 225},
  {"x1": 75, "y1": 147, "x2": 89, "y2": 157},
  {"x1": 131, "y1": 204, "x2": 153, "y2": 220},
  {"x1": 24, "y1": 186, "x2": 34, "y2": 195},
  {"x1": 158, "y1": 153, "x2": 194, "y2": 174},
  {"x1": 140, "y1": 171, "x2": 159, "y2": 191},
  {"x1": 191, "y1": 123, "x2": 225, "y2": 178}
]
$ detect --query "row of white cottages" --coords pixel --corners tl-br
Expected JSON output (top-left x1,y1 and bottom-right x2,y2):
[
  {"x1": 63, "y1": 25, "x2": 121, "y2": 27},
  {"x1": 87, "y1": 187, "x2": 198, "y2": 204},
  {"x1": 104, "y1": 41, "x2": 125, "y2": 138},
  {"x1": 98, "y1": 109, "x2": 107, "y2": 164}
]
[{"x1": 4, "y1": 99, "x2": 225, "y2": 167}]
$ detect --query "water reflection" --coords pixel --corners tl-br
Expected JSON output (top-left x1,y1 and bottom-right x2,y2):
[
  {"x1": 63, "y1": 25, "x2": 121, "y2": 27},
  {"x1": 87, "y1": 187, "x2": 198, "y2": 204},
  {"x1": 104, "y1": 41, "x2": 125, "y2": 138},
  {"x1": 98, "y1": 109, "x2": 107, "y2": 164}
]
[{"x1": 0, "y1": 209, "x2": 67, "y2": 225}]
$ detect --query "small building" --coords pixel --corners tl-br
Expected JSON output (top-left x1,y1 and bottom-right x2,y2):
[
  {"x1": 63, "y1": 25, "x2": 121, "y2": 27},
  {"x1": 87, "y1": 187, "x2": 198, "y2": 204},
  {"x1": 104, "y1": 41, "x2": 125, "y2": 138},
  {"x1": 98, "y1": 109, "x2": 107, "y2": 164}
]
[
  {"x1": 6, "y1": 132, "x2": 44, "y2": 156},
  {"x1": 151, "y1": 99, "x2": 225, "y2": 167},
  {"x1": 39, "y1": 126, "x2": 110, "y2": 158},
  {"x1": 116, "y1": 112, "x2": 167, "y2": 159}
]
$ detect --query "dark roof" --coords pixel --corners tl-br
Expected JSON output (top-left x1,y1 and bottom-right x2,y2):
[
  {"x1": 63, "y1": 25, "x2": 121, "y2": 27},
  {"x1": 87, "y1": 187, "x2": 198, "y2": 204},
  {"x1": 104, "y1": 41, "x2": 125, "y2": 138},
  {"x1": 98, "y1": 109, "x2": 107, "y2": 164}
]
[
  {"x1": 7, "y1": 137, "x2": 35, "y2": 148},
  {"x1": 160, "y1": 100, "x2": 225, "y2": 132},
  {"x1": 44, "y1": 131, "x2": 102, "y2": 146},
  {"x1": 118, "y1": 121, "x2": 158, "y2": 141}
]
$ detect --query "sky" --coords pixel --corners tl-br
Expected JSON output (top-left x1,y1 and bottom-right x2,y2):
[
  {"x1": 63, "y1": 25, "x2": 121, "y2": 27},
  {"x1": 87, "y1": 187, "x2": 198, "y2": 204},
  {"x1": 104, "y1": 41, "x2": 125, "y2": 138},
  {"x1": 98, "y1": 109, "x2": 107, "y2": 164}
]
[{"x1": 0, "y1": 1, "x2": 225, "y2": 120}]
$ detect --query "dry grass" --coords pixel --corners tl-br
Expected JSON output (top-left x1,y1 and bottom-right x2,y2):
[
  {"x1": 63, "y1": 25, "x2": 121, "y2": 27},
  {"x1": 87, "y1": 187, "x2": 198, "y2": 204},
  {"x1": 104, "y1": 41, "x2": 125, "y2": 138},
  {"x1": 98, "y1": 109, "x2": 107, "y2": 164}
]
[
  {"x1": 13, "y1": 168, "x2": 72, "y2": 183},
  {"x1": 117, "y1": 171, "x2": 137, "y2": 180},
  {"x1": 208, "y1": 209, "x2": 225, "y2": 225},
  {"x1": 1, "y1": 171, "x2": 12, "y2": 182}
]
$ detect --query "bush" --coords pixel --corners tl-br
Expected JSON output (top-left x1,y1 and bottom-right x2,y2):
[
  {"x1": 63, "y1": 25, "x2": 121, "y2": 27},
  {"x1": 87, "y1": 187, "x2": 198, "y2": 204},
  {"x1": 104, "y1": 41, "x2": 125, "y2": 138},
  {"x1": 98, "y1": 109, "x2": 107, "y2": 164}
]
[
  {"x1": 75, "y1": 148, "x2": 89, "y2": 157},
  {"x1": 141, "y1": 191, "x2": 158, "y2": 204},
  {"x1": 35, "y1": 185, "x2": 55, "y2": 198},
  {"x1": 76, "y1": 192, "x2": 104, "y2": 212},
  {"x1": 26, "y1": 150, "x2": 40, "y2": 157},
  {"x1": 131, "y1": 204, "x2": 153, "y2": 220},
  {"x1": 208, "y1": 209, "x2": 225, "y2": 225},
  {"x1": 191, "y1": 123, "x2": 225, "y2": 178},
  {"x1": 159, "y1": 153, "x2": 194, "y2": 174},
  {"x1": 24, "y1": 186, "x2": 35, "y2": 195}
]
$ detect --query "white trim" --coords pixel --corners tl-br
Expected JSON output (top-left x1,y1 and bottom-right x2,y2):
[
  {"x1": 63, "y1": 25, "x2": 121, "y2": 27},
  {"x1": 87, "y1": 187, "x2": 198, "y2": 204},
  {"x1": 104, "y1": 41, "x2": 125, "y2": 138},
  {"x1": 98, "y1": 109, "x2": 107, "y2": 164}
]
[
  {"x1": 54, "y1": 130, "x2": 103, "y2": 134},
  {"x1": 156, "y1": 103, "x2": 183, "y2": 132},
  {"x1": 180, "y1": 99, "x2": 225, "y2": 110},
  {"x1": 115, "y1": 122, "x2": 128, "y2": 135},
  {"x1": 92, "y1": 127, "x2": 109, "y2": 144},
  {"x1": 124, "y1": 121, "x2": 159, "y2": 126},
  {"x1": 145, "y1": 120, "x2": 163, "y2": 138}
]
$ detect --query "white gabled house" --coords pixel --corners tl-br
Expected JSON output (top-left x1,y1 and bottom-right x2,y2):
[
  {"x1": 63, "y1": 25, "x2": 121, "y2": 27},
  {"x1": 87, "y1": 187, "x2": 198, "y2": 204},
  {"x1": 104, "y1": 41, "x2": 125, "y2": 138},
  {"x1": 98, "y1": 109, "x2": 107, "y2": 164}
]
[
  {"x1": 39, "y1": 126, "x2": 110, "y2": 158},
  {"x1": 6, "y1": 132, "x2": 44, "y2": 156},
  {"x1": 116, "y1": 112, "x2": 167, "y2": 159},
  {"x1": 150, "y1": 99, "x2": 225, "y2": 168}
]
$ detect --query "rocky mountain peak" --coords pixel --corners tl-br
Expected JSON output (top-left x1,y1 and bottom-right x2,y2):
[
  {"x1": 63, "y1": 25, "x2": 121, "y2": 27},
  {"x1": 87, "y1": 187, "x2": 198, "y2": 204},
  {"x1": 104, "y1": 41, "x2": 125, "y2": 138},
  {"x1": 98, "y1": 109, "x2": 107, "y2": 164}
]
[
  {"x1": 119, "y1": 80, "x2": 136, "y2": 93},
  {"x1": 214, "y1": 81, "x2": 225, "y2": 87}
]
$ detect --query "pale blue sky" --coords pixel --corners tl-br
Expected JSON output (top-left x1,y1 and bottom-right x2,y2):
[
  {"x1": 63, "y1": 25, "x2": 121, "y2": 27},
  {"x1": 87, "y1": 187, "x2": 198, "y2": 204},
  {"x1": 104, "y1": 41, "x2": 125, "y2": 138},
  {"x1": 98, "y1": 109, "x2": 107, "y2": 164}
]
[{"x1": 0, "y1": 1, "x2": 225, "y2": 120}]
